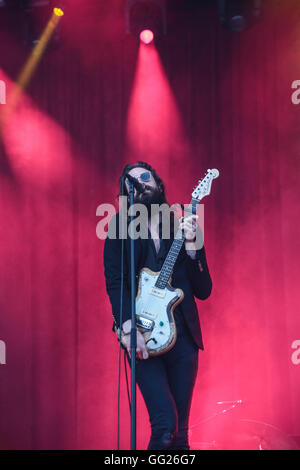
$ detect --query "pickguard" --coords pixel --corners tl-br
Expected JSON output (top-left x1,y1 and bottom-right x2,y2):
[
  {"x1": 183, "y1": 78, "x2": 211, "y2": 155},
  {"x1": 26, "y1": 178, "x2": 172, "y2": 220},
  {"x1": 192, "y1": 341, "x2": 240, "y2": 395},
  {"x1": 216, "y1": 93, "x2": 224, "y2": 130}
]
[{"x1": 136, "y1": 268, "x2": 184, "y2": 355}]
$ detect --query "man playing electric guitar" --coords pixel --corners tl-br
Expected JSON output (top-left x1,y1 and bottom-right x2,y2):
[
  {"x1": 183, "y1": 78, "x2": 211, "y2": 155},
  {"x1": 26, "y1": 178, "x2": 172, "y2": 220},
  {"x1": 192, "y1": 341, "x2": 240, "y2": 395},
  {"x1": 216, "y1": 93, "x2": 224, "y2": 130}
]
[{"x1": 103, "y1": 161, "x2": 213, "y2": 450}]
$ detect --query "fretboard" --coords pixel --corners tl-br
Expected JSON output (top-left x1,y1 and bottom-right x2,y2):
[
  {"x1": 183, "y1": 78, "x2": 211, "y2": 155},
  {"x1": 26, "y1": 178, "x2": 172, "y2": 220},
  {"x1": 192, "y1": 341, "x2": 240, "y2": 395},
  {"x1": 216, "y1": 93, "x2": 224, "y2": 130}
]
[{"x1": 154, "y1": 199, "x2": 198, "y2": 289}]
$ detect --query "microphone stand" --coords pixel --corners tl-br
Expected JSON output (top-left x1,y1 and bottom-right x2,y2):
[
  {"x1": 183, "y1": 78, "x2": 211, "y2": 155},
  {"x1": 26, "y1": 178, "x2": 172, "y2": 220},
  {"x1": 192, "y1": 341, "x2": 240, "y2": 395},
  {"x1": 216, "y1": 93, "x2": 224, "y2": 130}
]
[{"x1": 127, "y1": 178, "x2": 137, "y2": 450}]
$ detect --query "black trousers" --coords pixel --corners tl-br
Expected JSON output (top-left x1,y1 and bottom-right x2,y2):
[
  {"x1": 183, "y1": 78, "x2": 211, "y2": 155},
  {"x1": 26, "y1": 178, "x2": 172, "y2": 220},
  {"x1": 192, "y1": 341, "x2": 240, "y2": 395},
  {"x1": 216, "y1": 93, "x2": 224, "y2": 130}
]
[{"x1": 127, "y1": 311, "x2": 199, "y2": 450}]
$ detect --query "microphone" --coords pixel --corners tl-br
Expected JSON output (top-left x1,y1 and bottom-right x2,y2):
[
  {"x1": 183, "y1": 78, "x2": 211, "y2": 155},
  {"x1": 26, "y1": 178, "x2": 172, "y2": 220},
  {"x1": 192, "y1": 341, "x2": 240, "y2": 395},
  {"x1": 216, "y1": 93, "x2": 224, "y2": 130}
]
[{"x1": 125, "y1": 173, "x2": 146, "y2": 194}]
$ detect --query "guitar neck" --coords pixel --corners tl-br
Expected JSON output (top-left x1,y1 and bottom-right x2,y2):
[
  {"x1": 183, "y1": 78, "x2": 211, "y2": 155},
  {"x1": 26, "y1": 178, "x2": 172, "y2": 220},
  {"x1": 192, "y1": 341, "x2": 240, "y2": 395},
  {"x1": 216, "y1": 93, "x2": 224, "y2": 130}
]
[{"x1": 154, "y1": 199, "x2": 199, "y2": 289}]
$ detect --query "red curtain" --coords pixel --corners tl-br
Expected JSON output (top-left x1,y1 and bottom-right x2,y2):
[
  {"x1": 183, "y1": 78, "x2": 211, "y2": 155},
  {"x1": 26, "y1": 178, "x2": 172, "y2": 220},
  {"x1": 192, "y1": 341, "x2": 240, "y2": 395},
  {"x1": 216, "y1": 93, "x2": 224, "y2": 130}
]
[{"x1": 0, "y1": 0, "x2": 299, "y2": 449}]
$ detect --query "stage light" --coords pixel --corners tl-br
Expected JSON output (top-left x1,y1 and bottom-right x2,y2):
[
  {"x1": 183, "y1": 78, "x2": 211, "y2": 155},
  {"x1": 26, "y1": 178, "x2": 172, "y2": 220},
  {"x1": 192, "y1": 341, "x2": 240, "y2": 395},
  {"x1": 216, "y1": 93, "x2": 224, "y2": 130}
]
[
  {"x1": 218, "y1": 0, "x2": 261, "y2": 33},
  {"x1": 125, "y1": 0, "x2": 167, "y2": 42},
  {"x1": 140, "y1": 29, "x2": 154, "y2": 45},
  {"x1": 53, "y1": 7, "x2": 64, "y2": 17},
  {"x1": 22, "y1": 1, "x2": 65, "y2": 48}
]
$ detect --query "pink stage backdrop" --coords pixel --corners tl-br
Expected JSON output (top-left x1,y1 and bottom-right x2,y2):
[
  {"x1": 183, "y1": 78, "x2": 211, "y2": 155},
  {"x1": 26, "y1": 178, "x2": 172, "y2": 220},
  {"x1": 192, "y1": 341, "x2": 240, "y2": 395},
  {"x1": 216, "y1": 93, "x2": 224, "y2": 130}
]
[{"x1": 0, "y1": 0, "x2": 299, "y2": 449}]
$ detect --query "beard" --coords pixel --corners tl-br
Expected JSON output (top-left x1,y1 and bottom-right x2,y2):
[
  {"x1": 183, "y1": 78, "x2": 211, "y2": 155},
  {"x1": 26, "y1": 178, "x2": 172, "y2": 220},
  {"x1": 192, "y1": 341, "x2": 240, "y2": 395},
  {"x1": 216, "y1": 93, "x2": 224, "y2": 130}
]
[{"x1": 134, "y1": 186, "x2": 166, "y2": 212}]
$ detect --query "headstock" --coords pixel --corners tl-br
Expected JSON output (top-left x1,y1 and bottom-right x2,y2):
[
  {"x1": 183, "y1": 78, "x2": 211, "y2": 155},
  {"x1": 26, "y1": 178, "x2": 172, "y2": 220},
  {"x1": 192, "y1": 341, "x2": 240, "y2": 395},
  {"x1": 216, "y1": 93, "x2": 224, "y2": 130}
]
[{"x1": 191, "y1": 169, "x2": 219, "y2": 202}]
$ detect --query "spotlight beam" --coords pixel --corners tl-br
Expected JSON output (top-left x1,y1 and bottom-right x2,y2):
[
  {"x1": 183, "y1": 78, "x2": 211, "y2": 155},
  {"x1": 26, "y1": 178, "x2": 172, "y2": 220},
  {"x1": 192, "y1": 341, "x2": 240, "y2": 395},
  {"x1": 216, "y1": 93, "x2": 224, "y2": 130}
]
[
  {"x1": 19, "y1": 9, "x2": 63, "y2": 91},
  {"x1": 1, "y1": 8, "x2": 63, "y2": 126}
]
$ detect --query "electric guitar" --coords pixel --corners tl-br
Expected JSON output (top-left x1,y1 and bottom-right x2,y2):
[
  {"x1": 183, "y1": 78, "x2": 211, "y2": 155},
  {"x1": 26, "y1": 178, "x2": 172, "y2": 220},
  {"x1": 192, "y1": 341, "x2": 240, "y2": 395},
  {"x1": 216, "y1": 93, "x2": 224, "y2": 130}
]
[{"x1": 122, "y1": 169, "x2": 219, "y2": 356}]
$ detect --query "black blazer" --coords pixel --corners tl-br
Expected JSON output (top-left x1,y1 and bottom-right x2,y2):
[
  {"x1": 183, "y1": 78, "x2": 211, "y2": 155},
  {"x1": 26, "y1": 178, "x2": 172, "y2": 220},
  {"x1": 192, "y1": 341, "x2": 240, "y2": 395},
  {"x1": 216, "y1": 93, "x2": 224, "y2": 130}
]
[{"x1": 103, "y1": 213, "x2": 212, "y2": 350}]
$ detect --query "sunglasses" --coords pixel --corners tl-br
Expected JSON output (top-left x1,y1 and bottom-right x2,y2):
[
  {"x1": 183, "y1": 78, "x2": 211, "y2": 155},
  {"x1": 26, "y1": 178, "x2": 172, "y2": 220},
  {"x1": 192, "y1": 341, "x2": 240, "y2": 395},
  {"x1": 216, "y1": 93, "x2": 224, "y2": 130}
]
[{"x1": 139, "y1": 171, "x2": 151, "y2": 182}]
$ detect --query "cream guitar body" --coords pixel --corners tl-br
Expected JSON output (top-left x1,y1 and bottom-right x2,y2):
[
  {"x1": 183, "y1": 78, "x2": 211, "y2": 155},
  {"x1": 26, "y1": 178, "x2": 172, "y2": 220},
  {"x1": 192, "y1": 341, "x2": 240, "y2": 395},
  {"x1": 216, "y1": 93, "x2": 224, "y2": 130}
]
[{"x1": 135, "y1": 268, "x2": 184, "y2": 356}]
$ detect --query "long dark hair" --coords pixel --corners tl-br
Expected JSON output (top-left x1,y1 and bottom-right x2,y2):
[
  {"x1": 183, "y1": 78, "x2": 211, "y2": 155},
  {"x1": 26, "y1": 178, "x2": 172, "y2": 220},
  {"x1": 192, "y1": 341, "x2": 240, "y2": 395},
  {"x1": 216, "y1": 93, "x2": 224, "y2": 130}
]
[{"x1": 119, "y1": 161, "x2": 168, "y2": 204}]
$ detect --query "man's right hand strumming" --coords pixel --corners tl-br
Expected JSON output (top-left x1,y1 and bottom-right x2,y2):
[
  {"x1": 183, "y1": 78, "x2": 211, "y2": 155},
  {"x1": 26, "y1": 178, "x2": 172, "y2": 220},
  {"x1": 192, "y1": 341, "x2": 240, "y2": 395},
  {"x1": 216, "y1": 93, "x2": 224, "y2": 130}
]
[{"x1": 122, "y1": 319, "x2": 149, "y2": 360}]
